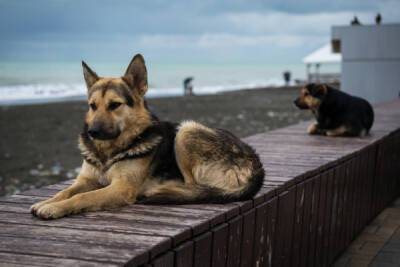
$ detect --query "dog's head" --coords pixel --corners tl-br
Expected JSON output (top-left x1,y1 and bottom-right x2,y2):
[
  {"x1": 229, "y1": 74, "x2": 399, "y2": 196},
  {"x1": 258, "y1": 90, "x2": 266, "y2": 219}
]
[
  {"x1": 82, "y1": 54, "x2": 152, "y2": 141},
  {"x1": 294, "y1": 83, "x2": 328, "y2": 110}
]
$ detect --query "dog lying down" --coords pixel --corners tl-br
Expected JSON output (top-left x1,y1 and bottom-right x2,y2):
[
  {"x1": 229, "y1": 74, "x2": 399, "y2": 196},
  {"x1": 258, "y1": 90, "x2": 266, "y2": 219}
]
[
  {"x1": 30, "y1": 54, "x2": 265, "y2": 219},
  {"x1": 294, "y1": 83, "x2": 374, "y2": 137}
]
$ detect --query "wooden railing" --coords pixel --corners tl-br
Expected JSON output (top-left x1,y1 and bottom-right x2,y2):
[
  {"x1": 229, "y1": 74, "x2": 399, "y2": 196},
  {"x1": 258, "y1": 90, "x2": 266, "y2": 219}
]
[{"x1": 0, "y1": 100, "x2": 399, "y2": 267}]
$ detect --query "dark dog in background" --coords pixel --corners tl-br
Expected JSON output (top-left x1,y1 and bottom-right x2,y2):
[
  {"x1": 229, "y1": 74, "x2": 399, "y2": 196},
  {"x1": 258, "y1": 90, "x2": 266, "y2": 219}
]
[{"x1": 294, "y1": 83, "x2": 374, "y2": 137}]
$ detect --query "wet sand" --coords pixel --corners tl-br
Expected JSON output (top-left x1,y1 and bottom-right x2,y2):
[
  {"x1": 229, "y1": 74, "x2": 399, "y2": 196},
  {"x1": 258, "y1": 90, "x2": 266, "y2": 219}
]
[{"x1": 0, "y1": 86, "x2": 312, "y2": 196}]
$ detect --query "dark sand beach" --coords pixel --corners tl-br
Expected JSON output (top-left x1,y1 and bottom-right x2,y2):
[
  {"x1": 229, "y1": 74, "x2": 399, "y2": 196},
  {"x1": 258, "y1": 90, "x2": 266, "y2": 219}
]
[{"x1": 0, "y1": 86, "x2": 312, "y2": 196}]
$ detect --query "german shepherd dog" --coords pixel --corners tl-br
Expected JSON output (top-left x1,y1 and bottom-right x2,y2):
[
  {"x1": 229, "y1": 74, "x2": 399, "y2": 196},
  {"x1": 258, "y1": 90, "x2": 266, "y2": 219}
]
[
  {"x1": 30, "y1": 54, "x2": 264, "y2": 219},
  {"x1": 294, "y1": 83, "x2": 374, "y2": 137}
]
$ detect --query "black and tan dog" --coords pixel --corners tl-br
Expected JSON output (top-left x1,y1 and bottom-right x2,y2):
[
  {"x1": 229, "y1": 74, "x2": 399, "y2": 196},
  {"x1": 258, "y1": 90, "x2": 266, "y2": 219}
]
[
  {"x1": 294, "y1": 83, "x2": 374, "y2": 137},
  {"x1": 30, "y1": 54, "x2": 264, "y2": 219}
]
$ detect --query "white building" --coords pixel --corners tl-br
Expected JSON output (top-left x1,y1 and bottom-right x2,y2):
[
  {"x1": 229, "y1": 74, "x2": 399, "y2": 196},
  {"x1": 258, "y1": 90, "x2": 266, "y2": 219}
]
[
  {"x1": 331, "y1": 24, "x2": 400, "y2": 104},
  {"x1": 303, "y1": 44, "x2": 341, "y2": 84}
]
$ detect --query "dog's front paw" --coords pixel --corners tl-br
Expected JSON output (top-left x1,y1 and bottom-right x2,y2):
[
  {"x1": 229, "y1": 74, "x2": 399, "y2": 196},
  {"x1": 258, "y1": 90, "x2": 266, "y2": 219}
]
[
  {"x1": 35, "y1": 203, "x2": 67, "y2": 220},
  {"x1": 307, "y1": 123, "x2": 319, "y2": 135},
  {"x1": 30, "y1": 200, "x2": 50, "y2": 216}
]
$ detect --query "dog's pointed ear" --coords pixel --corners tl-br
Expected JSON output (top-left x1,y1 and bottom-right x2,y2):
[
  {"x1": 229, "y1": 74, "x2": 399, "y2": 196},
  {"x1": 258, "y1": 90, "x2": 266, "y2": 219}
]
[
  {"x1": 82, "y1": 61, "x2": 99, "y2": 89},
  {"x1": 311, "y1": 83, "x2": 328, "y2": 97},
  {"x1": 316, "y1": 84, "x2": 328, "y2": 95},
  {"x1": 123, "y1": 54, "x2": 148, "y2": 96}
]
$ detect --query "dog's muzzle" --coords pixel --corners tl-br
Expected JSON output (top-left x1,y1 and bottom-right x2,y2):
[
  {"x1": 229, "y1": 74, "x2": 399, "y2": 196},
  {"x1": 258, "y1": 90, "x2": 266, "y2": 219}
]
[
  {"x1": 294, "y1": 99, "x2": 309, "y2": 110},
  {"x1": 87, "y1": 126, "x2": 120, "y2": 140}
]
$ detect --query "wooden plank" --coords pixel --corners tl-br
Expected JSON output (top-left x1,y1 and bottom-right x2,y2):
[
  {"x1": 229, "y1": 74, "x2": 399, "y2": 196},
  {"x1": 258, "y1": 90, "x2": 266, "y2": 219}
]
[
  {"x1": 334, "y1": 163, "x2": 345, "y2": 258},
  {"x1": 328, "y1": 166, "x2": 340, "y2": 265},
  {"x1": 347, "y1": 157, "x2": 358, "y2": 243},
  {"x1": 174, "y1": 241, "x2": 194, "y2": 267},
  {"x1": 273, "y1": 186, "x2": 296, "y2": 267},
  {"x1": 2, "y1": 191, "x2": 229, "y2": 228},
  {"x1": 0, "y1": 252, "x2": 116, "y2": 267},
  {"x1": 0, "y1": 235, "x2": 145, "y2": 266},
  {"x1": 226, "y1": 216, "x2": 243, "y2": 267},
  {"x1": 291, "y1": 182, "x2": 305, "y2": 266},
  {"x1": 235, "y1": 200, "x2": 253, "y2": 214},
  {"x1": 152, "y1": 252, "x2": 174, "y2": 267},
  {"x1": 211, "y1": 223, "x2": 229, "y2": 267},
  {"x1": 299, "y1": 178, "x2": 313, "y2": 267},
  {"x1": 315, "y1": 172, "x2": 328, "y2": 267},
  {"x1": 193, "y1": 232, "x2": 212, "y2": 267},
  {"x1": 265, "y1": 197, "x2": 278, "y2": 267},
  {"x1": 307, "y1": 177, "x2": 321, "y2": 267},
  {"x1": 10, "y1": 188, "x2": 228, "y2": 233},
  {"x1": 4, "y1": 197, "x2": 218, "y2": 238},
  {"x1": 387, "y1": 136, "x2": 397, "y2": 203},
  {"x1": 0, "y1": 204, "x2": 190, "y2": 247},
  {"x1": 352, "y1": 153, "x2": 363, "y2": 237},
  {"x1": 371, "y1": 144, "x2": 383, "y2": 218},
  {"x1": 0, "y1": 222, "x2": 169, "y2": 260},
  {"x1": 239, "y1": 209, "x2": 256, "y2": 267},
  {"x1": 336, "y1": 161, "x2": 346, "y2": 255},
  {"x1": 359, "y1": 150, "x2": 370, "y2": 230},
  {"x1": 341, "y1": 160, "x2": 352, "y2": 251},
  {"x1": 321, "y1": 169, "x2": 334, "y2": 267},
  {"x1": 251, "y1": 202, "x2": 268, "y2": 267},
  {"x1": 1, "y1": 199, "x2": 215, "y2": 235}
]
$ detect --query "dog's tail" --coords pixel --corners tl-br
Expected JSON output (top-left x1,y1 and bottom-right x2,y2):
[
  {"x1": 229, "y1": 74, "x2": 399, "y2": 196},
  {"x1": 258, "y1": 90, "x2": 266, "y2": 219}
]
[{"x1": 137, "y1": 167, "x2": 264, "y2": 205}]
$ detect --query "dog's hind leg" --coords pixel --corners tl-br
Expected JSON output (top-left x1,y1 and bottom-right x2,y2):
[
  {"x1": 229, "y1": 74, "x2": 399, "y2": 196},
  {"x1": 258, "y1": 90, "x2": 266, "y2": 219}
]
[
  {"x1": 326, "y1": 125, "x2": 348, "y2": 137},
  {"x1": 174, "y1": 121, "x2": 213, "y2": 185}
]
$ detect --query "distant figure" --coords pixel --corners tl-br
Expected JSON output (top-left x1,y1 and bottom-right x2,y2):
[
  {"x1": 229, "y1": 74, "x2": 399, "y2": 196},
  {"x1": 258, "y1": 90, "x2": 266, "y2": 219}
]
[
  {"x1": 351, "y1": 16, "x2": 361, "y2": 26},
  {"x1": 376, "y1": 13, "x2": 382, "y2": 25},
  {"x1": 183, "y1": 77, "x2": 194, "y2": 96},
  {"x1": 283, "y1": 71, "x2": 291, "y2": 86}
]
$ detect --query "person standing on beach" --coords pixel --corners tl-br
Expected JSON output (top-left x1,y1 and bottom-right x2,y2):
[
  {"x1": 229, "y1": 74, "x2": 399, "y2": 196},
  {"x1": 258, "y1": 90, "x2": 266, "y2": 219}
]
[
  {"x1": 376, "y1": 13, "x2": 382, "y2": 25},
  {"x1": 283, "y1": 71, "x2": 291, "y2": 87},
  {"x1": 351, "y1": 16, "x2": 361, "y2": 25},
  {"x1": 183, "y1": 77, "x2": 194, "y2": 96}
]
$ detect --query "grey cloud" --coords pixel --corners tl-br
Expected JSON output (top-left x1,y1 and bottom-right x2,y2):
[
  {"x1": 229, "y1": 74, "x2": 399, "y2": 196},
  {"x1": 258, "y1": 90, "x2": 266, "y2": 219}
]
[{"x1": 0, "y1": 0, "x2": 398, "y2": 63}]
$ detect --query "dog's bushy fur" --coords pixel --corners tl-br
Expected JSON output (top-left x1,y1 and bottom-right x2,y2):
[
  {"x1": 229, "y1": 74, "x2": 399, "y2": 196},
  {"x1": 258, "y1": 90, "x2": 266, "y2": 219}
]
[
  {"x1": 294, "y1": 83, "x2": 374, "y2": 137},
  {"x1": 30, "y1": 54, "x2": 265, "y2": 219}
]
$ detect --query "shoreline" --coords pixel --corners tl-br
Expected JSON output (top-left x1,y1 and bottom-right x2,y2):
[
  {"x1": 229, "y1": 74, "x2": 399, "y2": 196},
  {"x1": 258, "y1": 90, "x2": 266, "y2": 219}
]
[
  {"x1": 0, "y1": 86, "x2": 312, "y2": 196},
  {"x1": 0, "y1": 83, "x2": 295, "y2": 106}
]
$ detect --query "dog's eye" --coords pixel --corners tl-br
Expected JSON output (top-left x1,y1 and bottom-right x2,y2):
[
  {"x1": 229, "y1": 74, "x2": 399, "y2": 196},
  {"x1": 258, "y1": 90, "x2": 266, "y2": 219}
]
[
  {"x1": 304, "y1": 92, "x2": 309, "y2": 96},
  {"x1": 89, "y1": 103, "x2": 97, "y2": 111},
  {"x1": 108, "y1": 102, "x2": 122, "y2": 111}
]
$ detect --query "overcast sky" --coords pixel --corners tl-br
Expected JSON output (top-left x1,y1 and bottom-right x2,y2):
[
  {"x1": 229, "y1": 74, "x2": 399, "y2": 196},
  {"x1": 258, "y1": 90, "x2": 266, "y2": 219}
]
[{"x1": 0, "y1": 0, "x2": 399, "y2": 64}]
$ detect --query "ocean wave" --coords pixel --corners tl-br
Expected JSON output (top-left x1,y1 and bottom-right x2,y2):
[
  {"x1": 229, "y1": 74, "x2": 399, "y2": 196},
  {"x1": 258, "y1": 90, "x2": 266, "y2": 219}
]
[{"x1": 0, "y1": 79, "x2": 287, "y2": 105}]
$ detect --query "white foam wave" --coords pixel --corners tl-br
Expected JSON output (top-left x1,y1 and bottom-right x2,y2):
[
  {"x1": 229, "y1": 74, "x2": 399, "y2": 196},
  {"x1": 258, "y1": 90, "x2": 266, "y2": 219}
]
[{"x1": 0, "y1": 79, "x2": 287, "y2": 105}]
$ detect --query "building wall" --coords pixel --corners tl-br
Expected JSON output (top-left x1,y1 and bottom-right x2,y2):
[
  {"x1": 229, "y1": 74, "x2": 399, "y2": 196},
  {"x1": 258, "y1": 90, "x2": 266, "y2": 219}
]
[{"x1": 332, "y1": 24, "x2": 400, "y2": 104}]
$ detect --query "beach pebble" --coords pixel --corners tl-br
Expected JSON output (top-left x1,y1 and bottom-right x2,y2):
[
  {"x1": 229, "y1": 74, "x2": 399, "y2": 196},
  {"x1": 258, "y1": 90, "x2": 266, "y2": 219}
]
[
  {"x1": 66, "y1": 171, "x2": 75, "y2": 179},
  {"x1": 29, "y1": 169, "x2": 40, "y2": 176},
  {"x1": 51, "y1": 164, "x2": 62, "y2": 175}
]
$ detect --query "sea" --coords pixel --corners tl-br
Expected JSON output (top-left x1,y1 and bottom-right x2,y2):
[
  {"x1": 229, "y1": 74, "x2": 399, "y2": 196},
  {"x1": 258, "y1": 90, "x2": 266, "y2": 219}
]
[{"x1": 0, "y1": 61, "x2": 307, "y2": 105}]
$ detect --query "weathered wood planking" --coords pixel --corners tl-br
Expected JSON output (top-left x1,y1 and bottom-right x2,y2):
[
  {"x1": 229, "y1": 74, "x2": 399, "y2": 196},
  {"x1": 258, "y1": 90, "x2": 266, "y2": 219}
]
[{"x1": 0, "y1": 100, "x2": 399, "y2": 267}]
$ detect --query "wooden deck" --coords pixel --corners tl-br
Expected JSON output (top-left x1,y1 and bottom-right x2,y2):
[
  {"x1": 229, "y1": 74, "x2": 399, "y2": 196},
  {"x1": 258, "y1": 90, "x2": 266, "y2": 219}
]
[{"x1": 1, "y1": 100, "x2": 400, "y2": 267}]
